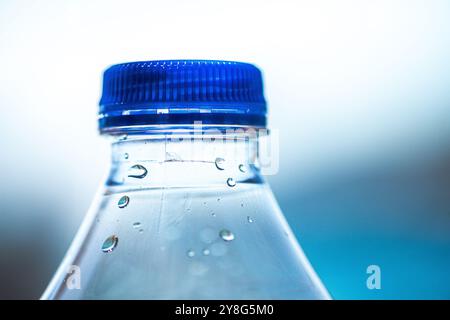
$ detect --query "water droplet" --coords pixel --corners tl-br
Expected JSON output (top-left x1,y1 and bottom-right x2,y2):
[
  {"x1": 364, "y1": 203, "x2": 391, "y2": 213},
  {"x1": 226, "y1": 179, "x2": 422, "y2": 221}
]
[
  {"x1": 217, "y1": 198, "x2": 221, "y2": 202},
  {"x1": 241, "y1": 203, "x2": 244, "y2": 207},
  {"x1": 215, "y1": 157, "x2": 225, "y2": 170},
  {"x1": 238, "y1": 164, "x2": 246, "y2": 173},
  {"x1": 118, "y1": 196, "x2": 129, "y2": 208},
  {"x1": 219, "y1": 229, "x2": 235, "y2": 242},
  {"x1": 132, "y1": 222, "x2": 141, "y2": 229},
  {"x1": 226, "y1": 178, "x2": 236, "y2": 187},
  {"x1": 101, "y1": 235, "x2": 118, "y2": 253},
  {"x1": 202, "y1": 248, "x2": 210, "y2": 256},
  {"x1": 124, "y1": 153, "x2": 129, "y2": 160},
  {"x1": 247, "y1": 216, "x2": 253, "y2": 223},
  {"x1": 211, "y1": 212, "x2": 216, "y2": 217},
  {"x1": 128, "y1": 164, "x2": 148, "y2": 179},
  {"x1": 139, "y1": 229, "x2": 144, "y2": 234},
  {"x1": 187, "y1": 250, "x2": 195, "y2": 258}
]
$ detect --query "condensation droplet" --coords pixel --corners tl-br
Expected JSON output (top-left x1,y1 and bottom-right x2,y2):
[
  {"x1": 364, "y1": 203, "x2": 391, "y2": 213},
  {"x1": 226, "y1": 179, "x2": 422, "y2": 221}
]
[
  {"x1": 247, "y1": 216, "x2": 253, "y2": 223},
  {"x1": 202, "y1": 248, "x2": 210, "y2": 256},
  {"x1": 128, "y1": 164, "x2": 148, "y2": 179},
  {"x1": 132, "y1": 222, "x2": 141, "y2": 229},
  {"x1": 215, "y1": 157, "x2": 225, "y2": 170},
  {"x1": 219, "y1": 229, "x2": 235, "y2": 242},
  {"x1": 118, "y1": 195, "x2": 130, "y2": 208},
  {"x1": 139, "y1": 229, "x2": 144, "y2": 234},
  {"x1": 124, "y1": 153, "x2": 129, "y2": 160},
  {"x1": 187, "y1": 250, "x2": 195, "y2": 258},
  {"x1": 238, "y1": 164, "x2": 246, "y2": 173},
  {"x1": 226, "y1": 178, "x2": 236, "y2": 187},
  {"x1": 101, "y1": 235, "x2": 118, "y2": 253}
]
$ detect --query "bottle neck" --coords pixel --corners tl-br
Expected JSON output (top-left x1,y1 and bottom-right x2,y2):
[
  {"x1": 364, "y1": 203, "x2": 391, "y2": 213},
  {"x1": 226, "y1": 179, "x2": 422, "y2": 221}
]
[{"x1": 106, "y1": 132, "x2": 263, "y2": 189}]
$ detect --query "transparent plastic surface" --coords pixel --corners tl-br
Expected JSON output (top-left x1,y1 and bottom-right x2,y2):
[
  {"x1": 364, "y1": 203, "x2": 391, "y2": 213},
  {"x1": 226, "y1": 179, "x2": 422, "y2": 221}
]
[{"x1": 42, "y1": 133, "x2": 330, "y2": 299}]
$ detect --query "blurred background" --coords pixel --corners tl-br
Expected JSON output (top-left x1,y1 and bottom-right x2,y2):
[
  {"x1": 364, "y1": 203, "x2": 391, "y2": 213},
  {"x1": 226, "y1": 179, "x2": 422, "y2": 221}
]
[{"x1": 0, "y1": 0, "x2": 449, "y2": 299}]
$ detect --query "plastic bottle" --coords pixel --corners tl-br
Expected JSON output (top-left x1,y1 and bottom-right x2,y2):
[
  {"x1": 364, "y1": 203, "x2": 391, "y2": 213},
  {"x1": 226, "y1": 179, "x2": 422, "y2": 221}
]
[{"x1": 42, "y1": 60, "x2": 330, "y2": 299}]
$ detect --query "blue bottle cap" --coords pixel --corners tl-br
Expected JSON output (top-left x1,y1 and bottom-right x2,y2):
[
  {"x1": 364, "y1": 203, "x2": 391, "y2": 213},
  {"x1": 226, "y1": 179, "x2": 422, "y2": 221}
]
[{"x1": 99, "y1": 60, "x2": 267, "y2": 133}]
